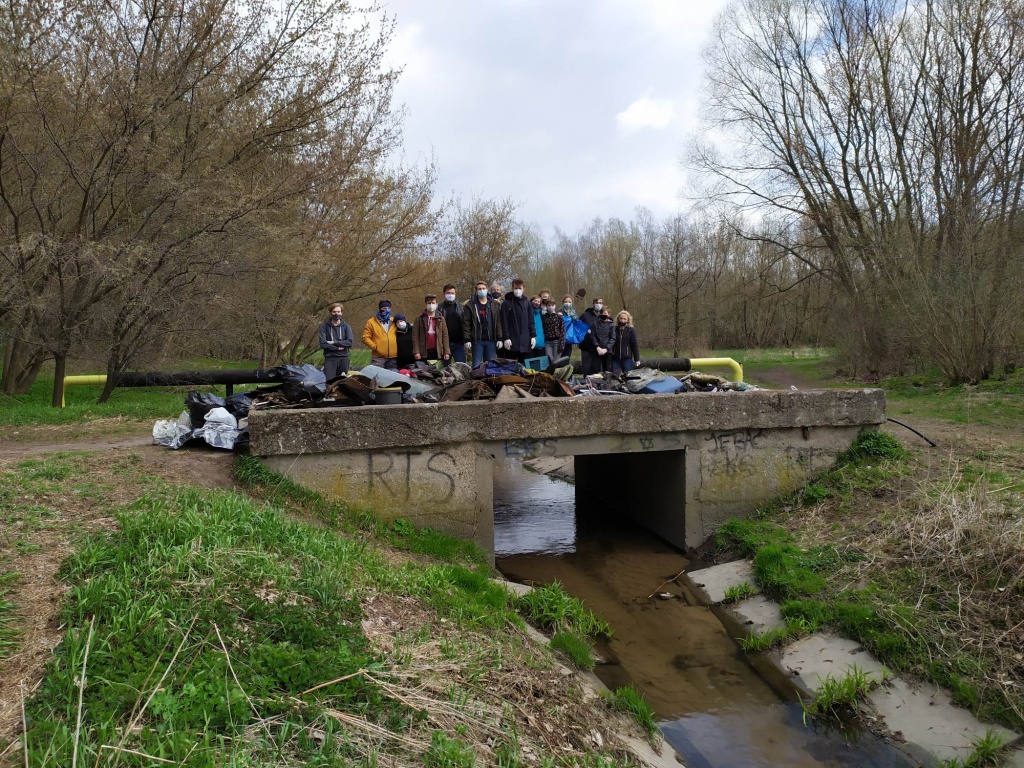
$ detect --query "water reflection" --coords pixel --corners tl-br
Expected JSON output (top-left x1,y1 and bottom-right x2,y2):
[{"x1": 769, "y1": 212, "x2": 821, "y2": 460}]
[{"x1": 493, "y1": 457, "x2": 917, "y2": 768}]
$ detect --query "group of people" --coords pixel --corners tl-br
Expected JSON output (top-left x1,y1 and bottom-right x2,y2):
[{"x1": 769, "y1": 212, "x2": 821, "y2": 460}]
[{"x1": 318, "y1": 280, "x2": 642, "y2": 377}]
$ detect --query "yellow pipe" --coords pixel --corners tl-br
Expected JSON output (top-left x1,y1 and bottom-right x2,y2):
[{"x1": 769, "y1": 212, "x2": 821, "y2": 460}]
[
  {"x1": 689, "y1": 357, "x2": 743, "y2": 383},
  {"x1": 61, "y1": 375, "x2": 107, "y2": 407}
]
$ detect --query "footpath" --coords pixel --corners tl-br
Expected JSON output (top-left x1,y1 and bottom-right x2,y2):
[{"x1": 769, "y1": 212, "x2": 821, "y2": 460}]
[{"x1": 685, "y1": 560, "x2": 1024, "y2": 768}]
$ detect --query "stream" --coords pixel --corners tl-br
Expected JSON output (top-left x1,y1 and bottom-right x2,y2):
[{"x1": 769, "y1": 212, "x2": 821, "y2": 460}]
[{"x1": 492, "y1": 458, "x2": 917, "y2": 768}]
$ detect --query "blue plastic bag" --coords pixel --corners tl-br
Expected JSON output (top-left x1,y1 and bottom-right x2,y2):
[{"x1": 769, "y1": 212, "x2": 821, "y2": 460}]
[{"x1": 564, "y1": 318, "x2": 591, "y2": 345}]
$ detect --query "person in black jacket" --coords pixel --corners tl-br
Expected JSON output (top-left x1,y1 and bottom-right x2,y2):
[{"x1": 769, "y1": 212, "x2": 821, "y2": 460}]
[
  {"x1": 463, "y1": 281, "x2": 503, "y2": 365},
  {"x1": 394, "y1": 313, "x2": 415, "y2": 369},
  {"x1": 579, "y1": 297, "x2": 605, "y2": 375},
  {"x1": 439, "y1": 284, "x2": 466, "y2": 364},
  {"x1": 318, "y1": 302, "x2": 354, "y2": 380},
  {"x1": 499, "y1": 278, "x2": 535, "y2": 362},
  {"x1": 541, "y1": 299, "x2": 565, "y2": 362},
  {"x1": 609, "y1": 310, "x2": 641, "y2": 374},
  {"x1": 592, "y1": 308, "x2": 616, "y2": 373}
]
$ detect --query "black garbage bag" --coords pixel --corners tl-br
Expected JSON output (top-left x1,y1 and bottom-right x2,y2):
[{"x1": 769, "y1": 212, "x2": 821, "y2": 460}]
[
  {"x1": 185, "y1": 391, "x2": 226, "y2": 425},
  {"x1": 225, "y1": 392, "x2": 254, "y2": 418},
  {"x1": 269, "y1": 364, "x2": 327, "y2": 402}
]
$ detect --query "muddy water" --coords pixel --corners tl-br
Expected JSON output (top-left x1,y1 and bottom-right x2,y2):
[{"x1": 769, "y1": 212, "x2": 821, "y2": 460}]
[{"x1": 493, "y1": 459, "x2": 916, "y2": 768}]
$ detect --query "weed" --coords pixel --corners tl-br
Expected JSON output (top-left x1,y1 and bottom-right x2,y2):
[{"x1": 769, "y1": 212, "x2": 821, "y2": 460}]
[
  {"x1": 738, "y1": 627, "x2": 791, "y2": 653},
  {"x1": 839, "y1": 430, "x2": 908, "y2": 465},
  {"x1": 722, "y1": 583, "x2": 756, "y2": 603},
  {"x1": 549, "y1": 631, "x2": 596, "y2": 670},
  {"x1": 753, "y1": 544, "x2": 826, "y2": 600},
  {"x1": 803, "y1": 665, "x2": 877, "y2": 721},
  {"x1": 601, "y1": 685, "x2": 656, "y2": 735},
  {"x1": 939, "y1": 729, "x2": 1008, "y2": 767},
  {"x1": 802, "y1": 484, "x2": 831, "y2": 505},
  {"x1": 424, "y1": 730, "x2": 476, "y2": 768},
  {"x1": 515, "y1": 582, "x2": 611, "y2": 638},
  {"x1": 714, "y1": 517, "x2": 793, "y2": 556}
]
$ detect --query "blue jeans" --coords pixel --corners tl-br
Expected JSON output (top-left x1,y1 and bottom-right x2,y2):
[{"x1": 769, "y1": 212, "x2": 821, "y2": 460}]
[
  {"x1": 448, "y1": 341, "x2": 466, "y2": 364},
  {"x1": 610, "y1": 358, "x2": 635, "y2": 374},
  {"x1": 472, "y1": 340, "x2": 498, "y2": 366}
]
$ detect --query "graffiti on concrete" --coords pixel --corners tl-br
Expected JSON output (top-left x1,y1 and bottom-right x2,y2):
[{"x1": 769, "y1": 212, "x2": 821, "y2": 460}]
[
  {"x1": 367, "y1": 450, "x2": 456, "y2": 502},
  {"x1": 503, "y1": 433, "x2": 686, "y2": 458},
  {"x1": 703, "y1": 429, "x2": 766, "y2": 475}
]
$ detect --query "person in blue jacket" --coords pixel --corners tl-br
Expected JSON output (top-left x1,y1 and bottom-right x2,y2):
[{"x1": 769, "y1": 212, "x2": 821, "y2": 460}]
[
  {"x1": 318, "y1": 302, "x2": 353, "y2": 379},
  {"x1": 530, "y1": 295, "x2": 546, "y2": 360}
]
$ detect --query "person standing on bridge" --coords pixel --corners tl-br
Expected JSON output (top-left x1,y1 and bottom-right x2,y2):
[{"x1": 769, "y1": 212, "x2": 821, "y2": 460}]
[
  {"x1": 500, "y1": 279, "x2": 534, "y2": 362},
  {"x1": 541, "y1": 298, "x2": 564, "y2": 363},
  {"x1": 439, "y1": 284, "x2": 466, "y2": 364},
  {"x1": 579, "y1": 297, "x2": 605, "y2": 375},
  {"x1": 414, "y1": 294, "x2": 451, "y2": 364},
  {"x1": 362, "y1": 299, "x2": 398, "y2": 370},
  {"x1": 609, "y1": 310, "x2": 641, "y2": 374},
  {"x1": 463, "y1": 281, "x2": 502, "y2": 365},
  {"x1": 319, "y1": 302, "x2": 354, "y2": 380},
  {"x1": 592, "y1": 307, "x2": 616, "y2": 374},
  {"x1": 394, "y1": 313, "x2": 415, "y2": 369}
]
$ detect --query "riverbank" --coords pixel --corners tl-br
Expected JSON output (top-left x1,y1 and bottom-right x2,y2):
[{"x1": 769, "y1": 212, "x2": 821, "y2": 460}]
[{"x1": 0, "y1": 448, "x2": 660, "y2": 766}]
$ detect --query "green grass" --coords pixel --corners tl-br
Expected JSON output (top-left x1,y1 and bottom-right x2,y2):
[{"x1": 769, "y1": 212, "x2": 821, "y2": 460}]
[
  {"x1": 738, "y1": 627, "x2": 791, "y2": 653},
  {"x1": 803, "y1": 665, "x2": 878, "y2": 721},
  {"x1": 601, "y1": 685, "x2": 656, "y2": 735},
  {"x1": 515, "y1": 581, "x2": 612, "y2": 639},
  {"x1": 722, "y1": 582, "x2": 756, "y2": 603},
  {"x1": 549, "y1": 631, "x2": 597, "y2": 671},
  {"x1": 940, "y1": 730, "x2": 1008, "y2": 768}
]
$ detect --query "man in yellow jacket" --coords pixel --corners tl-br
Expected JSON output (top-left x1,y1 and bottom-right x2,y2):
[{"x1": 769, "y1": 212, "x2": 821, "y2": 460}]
[{"x1": 362, "y1": 299, "x2": 398, "y2": 370}]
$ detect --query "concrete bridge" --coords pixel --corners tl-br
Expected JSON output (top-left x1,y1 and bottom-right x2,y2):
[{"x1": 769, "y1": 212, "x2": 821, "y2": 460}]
[{"x1": 249, "y1": 389, "x2": 886, "y2": 556}]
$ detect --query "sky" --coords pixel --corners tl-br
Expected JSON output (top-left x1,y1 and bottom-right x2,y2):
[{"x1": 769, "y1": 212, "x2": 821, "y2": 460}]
[{"x1": 379, "y1": 0, "x2": 732, "y2": 238}]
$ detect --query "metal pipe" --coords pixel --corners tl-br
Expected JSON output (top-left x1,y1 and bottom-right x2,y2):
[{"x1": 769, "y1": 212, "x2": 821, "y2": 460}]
[
  {"x1": 570, "y1": 357, "x2": 743, "y2": 382},
  {"x1": 61, "y1": 369, "x2": 274, "y2": 407}
]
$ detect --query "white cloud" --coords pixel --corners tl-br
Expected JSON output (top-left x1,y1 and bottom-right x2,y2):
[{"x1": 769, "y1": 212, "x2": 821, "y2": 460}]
[{"x1": 615, "y1": 96, "x2": 675, "y2": 133}]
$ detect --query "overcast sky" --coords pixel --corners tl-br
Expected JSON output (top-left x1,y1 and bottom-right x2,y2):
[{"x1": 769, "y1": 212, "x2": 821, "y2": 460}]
[{"x1": 380, "y1": 0, "x2": 731, "y2": 239}]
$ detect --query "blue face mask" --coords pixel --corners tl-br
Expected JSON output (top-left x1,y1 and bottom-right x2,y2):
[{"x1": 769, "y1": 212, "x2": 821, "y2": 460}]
[
  {"x1": 379, "y1": 309, "x2": 391, "y2": 320},
  {"x1": 477, "y1": 289, "x2": 487, "y2": 298}
]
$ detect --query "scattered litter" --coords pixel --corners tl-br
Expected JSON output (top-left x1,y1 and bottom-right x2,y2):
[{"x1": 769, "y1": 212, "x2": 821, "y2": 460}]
[{"x1": 153, "y1": 358, "x2": 760, "y2": 452}]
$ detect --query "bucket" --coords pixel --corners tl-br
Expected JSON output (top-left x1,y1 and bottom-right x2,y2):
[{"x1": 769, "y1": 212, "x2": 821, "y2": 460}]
[{"x1": 373, "y1": 387, "x2": 404, "y2": 405}]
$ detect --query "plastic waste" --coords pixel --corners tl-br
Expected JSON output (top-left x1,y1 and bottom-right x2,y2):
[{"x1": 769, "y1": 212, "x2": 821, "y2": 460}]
[
  {"x1": 269, "y1": 364, "x2": 326, "y2": 401},
  {"x1": 225, "y1": 391, "x2": 254, "y2": 418},
  {"x1": 196, "y1": 407, "x2": 243, "y2": 450},
  {"x1": 152, "y1": 411, "x2": 196, "y2": 449},
  {"x1": 185, "y1": 391, "x2": 226, "y2": 425},
  {"x1": 357, "y1": 365, "x2": 435, "y2": 397}
]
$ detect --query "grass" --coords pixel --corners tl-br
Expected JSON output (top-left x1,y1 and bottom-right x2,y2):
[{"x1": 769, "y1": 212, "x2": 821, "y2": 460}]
[
  {"x1": 600, "y1": 686, "x2": 656, "y2": 736},
  {"x1": 738, "y1": 627, "x2": 791, "y2": 653},
  {"x1": 0, "y1": 452, "x2": 655, "y2": 765},
  {"x1": 722, "y1": 582, "x2": 756, "y2": 603},
  {"x1": 549, "y1": 631, "x2": 597, "y2": 671},
  {"x1": 514, "y1": 581, "x2": 612, "y2": 639},
  {"x1": 802, "y1": 665, "x2": 878, "y2": 722},
  {"x1": 940, "y1": 730, "x2": 1009, "y2": 768},
  {"x1": 883, "y1": 367, "x2": 1024, "y2": 430},
  {"x1": 0, "y1": 571, "x2": 19, "y2": 660}
]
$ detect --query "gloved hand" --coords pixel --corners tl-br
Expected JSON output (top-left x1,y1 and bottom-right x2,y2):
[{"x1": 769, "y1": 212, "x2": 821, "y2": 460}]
[
  {"x1": 634, "y1": 360, "x2": 641, "y2": 368},
  {"x1": 530, "y1": 337, "x2": 537, "y2": 349},
  {"x1": 597, "y1": 347, "x2": 607, "y2": 356},
  {"x1": 503, "y1": 339, "x2": 511, "y2": 350},
  {"x1": 464, "y1": 341, "x2": 472, "y2": 352}
]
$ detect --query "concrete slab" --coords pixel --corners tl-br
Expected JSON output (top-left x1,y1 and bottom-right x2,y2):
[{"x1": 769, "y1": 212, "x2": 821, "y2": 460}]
[
  {"x1": 776, "y1": 633, "x2": 887, "y2": 696},
  {"x1": 1004, "y1": 748, "x2": 1024, "y2": 767},
  {"x1": 722, "y1": 594, "x2": 786, "y2": 637},
  {"x1": 523, "y1": 456, "x2": 575, "y2": 482},
  {"x1": 684, "y1": 560, "x2": 758, "y2": 605},
  {"x1": 492, "y1": 578, "x2": 532, "y2": 597},
  {"x1": 867, "y1": 678, "x2": 1020, "y2": 765}
]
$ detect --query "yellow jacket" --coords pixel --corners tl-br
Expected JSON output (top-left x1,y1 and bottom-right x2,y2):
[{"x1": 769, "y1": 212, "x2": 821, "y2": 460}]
[{"x1": 362, "y1": 316, "x2": 397, "y2": 359}]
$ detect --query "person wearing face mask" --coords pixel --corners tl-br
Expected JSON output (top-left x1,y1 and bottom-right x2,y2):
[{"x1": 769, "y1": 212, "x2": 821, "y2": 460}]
[
  {"x1": 318, "y1": 302, "x2": 354, "y2": 380},
  {"x1": 530, "y1": 296, "x2": 546, "y2": 360},
  {"x1": 579, "y1": 297, "x2": 605, "y2": 375},
  {"x1": 541, "y1": 300, "x2": 565, "y2": 363},
  {"x1": 592, "y1": 307, "x2": 617, "y2": 373},
  {"x1": 438, "y1": 284, "x2": 466, "y2": 364},
  {"x1": 609, "y1": 310, "x2": 641, "y2": 374},
  {"x1": 560, "y1": 295, "x2": 577, "y2": 358},
  {"x1": 462, "y1": 281, "x2": 503, "y2": 365},
  {"x1": 413, "y1": 294, "x2": 450, "y2": 363},
  {"x1": 499, "y1": 278, "x2": 534, "y2": 362},
  {"x1": 489, "y1": 281, "x2": 504, "y2": 302},
  {"x1": 362, "y1": 299, "x2": 398, "y2": 370},
  {"x1": 394, "y1": 313, "x2": 415, "y2": 369}
]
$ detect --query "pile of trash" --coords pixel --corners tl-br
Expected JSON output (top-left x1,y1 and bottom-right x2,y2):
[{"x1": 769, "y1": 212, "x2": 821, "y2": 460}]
[{"x1": 153, "y1": 360, "x2": 758, "y2": 451}]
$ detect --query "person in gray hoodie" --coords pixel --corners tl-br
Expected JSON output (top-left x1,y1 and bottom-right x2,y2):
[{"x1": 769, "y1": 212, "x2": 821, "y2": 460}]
[{"x1": 319, "y1": 302, "x2": 354, "y2": 379}]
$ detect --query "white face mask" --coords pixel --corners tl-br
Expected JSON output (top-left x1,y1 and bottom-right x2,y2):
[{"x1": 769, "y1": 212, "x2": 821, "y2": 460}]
[
  {"x1": 513, "y1": 289, "x2": 523, "y2": 298},
  {"x1": 397, "y1": 321, "x2": 407, "y2": 330},
  {"x1": 594, "y1": 303, "x2": 603, "y2": 312},
  {"x1": 426, "y1": 303, "x2": 437, "y2": 312},
  {"x1": 444, "y1": 293, "x2": 456, "y2": 302}
]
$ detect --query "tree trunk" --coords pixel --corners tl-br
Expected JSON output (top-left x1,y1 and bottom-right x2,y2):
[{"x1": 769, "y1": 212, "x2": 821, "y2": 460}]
[
  {"x1": 51, "y1": 353, "x2": 66, "y2": 407},
  {"x1": 1, "y1": 337, "x2": 48, "y2": 395}
]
